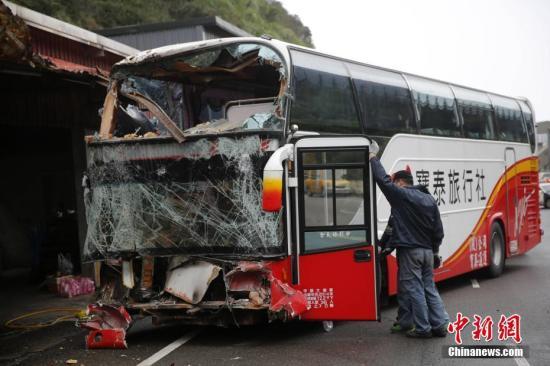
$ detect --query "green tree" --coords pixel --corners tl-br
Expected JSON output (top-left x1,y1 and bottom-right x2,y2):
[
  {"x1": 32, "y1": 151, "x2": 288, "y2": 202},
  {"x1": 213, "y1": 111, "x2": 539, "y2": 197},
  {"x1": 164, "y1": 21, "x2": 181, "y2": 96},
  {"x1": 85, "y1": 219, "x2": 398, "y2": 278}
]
[{"x1": 11, "y1": 0, "x2": 313, "y2": 47}]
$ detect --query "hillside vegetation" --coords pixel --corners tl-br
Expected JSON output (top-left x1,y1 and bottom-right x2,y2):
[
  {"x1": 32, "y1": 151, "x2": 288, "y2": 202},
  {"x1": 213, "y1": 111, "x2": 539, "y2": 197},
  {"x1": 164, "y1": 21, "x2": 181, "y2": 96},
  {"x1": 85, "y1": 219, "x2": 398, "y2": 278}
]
[{"x1": 10, "y1": 0, "x2": 313, "y2": 47}]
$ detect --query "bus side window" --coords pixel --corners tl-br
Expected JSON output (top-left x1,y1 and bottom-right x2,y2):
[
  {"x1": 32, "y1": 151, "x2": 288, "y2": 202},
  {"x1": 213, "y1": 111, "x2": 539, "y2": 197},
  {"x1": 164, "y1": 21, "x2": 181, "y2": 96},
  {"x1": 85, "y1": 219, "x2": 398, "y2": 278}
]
[
  {"x1": 290, "y1": 50, "x2": 361, "y2": 134},
  {"x1": 407, "y1": 77, "x2": 461, "y2": 138},
  {"x1": 518, "y1": 100, "x2": 536, "y2": 153},
  {"x1": 453, "y1": 86, "x2": 495, "y2": 140},
  {"x1": 348, "y1": 64, "x2": 415, "y2": 138},
  {"x1": 492, "y1": 95, "x2": 528, "y2": 143}
]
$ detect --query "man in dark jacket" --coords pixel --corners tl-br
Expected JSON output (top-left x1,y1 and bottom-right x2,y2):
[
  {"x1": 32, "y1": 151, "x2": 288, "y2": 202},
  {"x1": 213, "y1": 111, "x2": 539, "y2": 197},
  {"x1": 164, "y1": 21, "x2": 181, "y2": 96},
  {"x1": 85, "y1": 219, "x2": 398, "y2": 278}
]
[
  {"x1": 380, "y1": 183, "x2": 438, "y2": 333},
  {"x1": 369, "y1": 142, "x2": 449, "y2": 338}
]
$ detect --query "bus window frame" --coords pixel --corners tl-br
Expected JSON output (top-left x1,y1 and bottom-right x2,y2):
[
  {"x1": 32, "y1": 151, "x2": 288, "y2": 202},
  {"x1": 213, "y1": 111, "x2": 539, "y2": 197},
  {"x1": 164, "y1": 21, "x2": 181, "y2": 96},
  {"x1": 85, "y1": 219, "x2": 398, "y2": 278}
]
[
  {"x1": 344, "y1": 62, "x2": 367, "y2": 135},
  {"x1": 284, "y1": 45, "x2": 532, "y2": 147},
  {"x1": 405, "y1": 75, "x2": 462, "y2": 138},
  {"x1": 490, "y1": 94, "x2": 528, "y2": 143},
  {"x1": 453, "y1": 86, "x2": 496, "y2": 140},
  {"x1": 347, "y1": 63, "x2": 419, "y2": 137},
  {"x1": 287, "y1": 48, "x2": 364, "y2": 135},
  {"x1": 401, "y1": 73, "x2": 421, "y2": 134},
  {"x1": 517, "y1": 99, "x2": 536, "y2": 153},
  {"x1": 448, "y1": 84, "x2": 465, "y2": 138}
]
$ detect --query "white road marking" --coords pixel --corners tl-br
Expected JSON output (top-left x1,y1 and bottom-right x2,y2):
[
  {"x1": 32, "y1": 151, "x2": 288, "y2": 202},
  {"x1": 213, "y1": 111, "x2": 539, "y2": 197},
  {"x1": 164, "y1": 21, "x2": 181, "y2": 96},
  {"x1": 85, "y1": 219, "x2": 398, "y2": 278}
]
[
  {"x1": 514, "y1": 356, "x2": 531, "y2": 366},
  {"x1": 471, "y1": 279, "x2": 480, "y2": 288},
  {"x1": 136, "y1": 329, "x2": 200, "y2": 366},
  {"x1": 508, "y1": 343, "x2": 530, "y2": 366}
]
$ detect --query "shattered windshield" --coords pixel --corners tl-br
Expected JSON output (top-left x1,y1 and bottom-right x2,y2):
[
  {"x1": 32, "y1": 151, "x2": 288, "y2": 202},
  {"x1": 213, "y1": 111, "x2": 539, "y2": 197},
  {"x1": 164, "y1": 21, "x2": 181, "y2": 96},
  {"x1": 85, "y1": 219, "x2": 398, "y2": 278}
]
[
  {"x1": 83, "y1": 135, "x2": 284, "y2": 260},
  {"x1": 107, "y1": 42, "x2": 287, "y2": 139}
]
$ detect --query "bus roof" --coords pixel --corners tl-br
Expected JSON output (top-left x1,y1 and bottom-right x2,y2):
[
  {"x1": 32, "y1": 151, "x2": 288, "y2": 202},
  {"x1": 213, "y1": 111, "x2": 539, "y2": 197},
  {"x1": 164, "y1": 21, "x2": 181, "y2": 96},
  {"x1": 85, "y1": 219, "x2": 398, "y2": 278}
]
[
  {"x1": 114, "y1": 36, "x2": 532, "y2": 109},
  {"x1": 116, "y1": 37, "x2": 293, "y2": 66}
]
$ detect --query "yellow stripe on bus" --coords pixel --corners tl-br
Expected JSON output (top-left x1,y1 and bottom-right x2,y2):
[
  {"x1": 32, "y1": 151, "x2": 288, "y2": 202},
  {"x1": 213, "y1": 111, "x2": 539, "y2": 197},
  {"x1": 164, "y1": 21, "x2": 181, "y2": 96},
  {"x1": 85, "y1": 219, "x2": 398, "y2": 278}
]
[{"x1": 443, "y1": 157, "x2": 537, "y2": 266}]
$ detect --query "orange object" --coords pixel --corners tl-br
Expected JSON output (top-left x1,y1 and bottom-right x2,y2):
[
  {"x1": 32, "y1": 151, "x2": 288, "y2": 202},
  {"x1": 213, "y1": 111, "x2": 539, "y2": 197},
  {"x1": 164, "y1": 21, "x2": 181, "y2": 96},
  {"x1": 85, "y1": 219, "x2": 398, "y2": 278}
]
[{"x1": 262, "y1": 171, "x2": 283, "y2": 212}]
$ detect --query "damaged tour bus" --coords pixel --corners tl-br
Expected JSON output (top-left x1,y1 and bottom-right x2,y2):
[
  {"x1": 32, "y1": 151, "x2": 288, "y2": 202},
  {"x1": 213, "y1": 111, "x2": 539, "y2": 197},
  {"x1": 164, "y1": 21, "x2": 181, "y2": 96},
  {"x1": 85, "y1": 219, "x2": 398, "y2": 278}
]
[{"x1": 80, "y1": 36, "x2": 540, "y2": 347}]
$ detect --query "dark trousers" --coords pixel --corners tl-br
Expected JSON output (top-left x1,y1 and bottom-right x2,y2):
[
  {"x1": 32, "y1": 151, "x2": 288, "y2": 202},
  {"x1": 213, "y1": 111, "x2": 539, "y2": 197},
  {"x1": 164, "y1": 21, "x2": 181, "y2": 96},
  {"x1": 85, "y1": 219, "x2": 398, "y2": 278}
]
[{"x1": 397, "y1": 247, "x2": 449, "y2": 333}]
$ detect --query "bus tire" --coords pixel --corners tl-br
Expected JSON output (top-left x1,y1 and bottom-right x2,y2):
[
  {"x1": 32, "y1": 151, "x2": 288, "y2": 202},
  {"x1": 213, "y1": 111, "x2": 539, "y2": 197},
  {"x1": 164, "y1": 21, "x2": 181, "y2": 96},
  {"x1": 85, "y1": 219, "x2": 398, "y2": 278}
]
[
  {"x1": 322, "y1": 320, "x2": 334, "y2": 332},
  {"x1": 486, "y1": 223, "x2": 505, "y2": 278}
]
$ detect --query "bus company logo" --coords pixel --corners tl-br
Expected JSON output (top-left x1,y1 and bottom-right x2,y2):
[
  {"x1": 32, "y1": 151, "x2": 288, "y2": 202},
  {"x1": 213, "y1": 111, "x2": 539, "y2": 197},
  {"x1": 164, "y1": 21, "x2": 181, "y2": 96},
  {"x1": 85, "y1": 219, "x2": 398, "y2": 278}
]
[
  {"x1": 447, "y1": 312, "x2": 522, "y2": 344},
  {"x1": 414, "y1": 168, "x2": 486, "y2": 207}
]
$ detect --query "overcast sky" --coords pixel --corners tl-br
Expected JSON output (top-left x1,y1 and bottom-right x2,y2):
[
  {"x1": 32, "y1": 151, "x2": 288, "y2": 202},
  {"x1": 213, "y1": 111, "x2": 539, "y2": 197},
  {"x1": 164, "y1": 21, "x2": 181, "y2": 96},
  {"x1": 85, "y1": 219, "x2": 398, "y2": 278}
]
[{"x1": 279, "y1": 0, "x2": 550, "y2": 122}]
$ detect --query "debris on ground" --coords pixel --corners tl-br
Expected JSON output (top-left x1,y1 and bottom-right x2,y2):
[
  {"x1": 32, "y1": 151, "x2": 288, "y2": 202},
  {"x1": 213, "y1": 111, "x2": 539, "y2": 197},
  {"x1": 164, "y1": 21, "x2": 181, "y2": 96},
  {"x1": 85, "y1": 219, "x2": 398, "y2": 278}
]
[
  {"x1": 78, "y1": 304, "x2": 131, "y2": 349},
  {"x1": 47, "y1": 275, "x2": 95, "y2": 298}
]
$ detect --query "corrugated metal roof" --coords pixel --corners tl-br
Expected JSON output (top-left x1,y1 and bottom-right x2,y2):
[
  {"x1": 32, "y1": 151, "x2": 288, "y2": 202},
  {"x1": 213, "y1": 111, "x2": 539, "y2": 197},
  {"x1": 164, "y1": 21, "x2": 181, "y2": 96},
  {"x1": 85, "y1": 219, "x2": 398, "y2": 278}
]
[
  {"x1": 4, "y1": 1, "x2": 137, "y2": 57},
  {"x1": 1, "y1": 0, "x2": 137, "y2": 77},
  {"x1": 30, "y1": 27, "x2": 119, "y2": 76}
]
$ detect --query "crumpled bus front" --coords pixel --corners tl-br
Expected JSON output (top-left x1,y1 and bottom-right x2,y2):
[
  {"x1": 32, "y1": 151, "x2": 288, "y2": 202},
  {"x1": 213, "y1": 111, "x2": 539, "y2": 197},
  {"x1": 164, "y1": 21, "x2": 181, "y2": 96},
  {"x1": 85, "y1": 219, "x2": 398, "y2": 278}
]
[{"x1": 78, "y1": 41, "x2": 308, "y2": 347}]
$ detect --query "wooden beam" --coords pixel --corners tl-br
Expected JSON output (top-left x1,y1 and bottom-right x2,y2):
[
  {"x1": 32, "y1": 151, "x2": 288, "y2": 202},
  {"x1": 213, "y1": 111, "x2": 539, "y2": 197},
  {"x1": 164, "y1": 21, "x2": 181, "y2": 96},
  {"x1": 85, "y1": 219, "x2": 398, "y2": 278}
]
[{"x1": 98, "y1": 81, "x2": 119, "y2": 139}]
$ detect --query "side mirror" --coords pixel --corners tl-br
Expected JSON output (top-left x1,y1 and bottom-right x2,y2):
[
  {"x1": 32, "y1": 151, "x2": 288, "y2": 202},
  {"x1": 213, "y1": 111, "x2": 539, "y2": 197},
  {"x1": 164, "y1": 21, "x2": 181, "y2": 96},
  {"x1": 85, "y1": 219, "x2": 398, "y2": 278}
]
[
  {"x1": 262, "y1": 170, "x2": 284, "y2": 212},
  {"x1": 262, "y1": 144, "x2": 293, "y2": 212}
]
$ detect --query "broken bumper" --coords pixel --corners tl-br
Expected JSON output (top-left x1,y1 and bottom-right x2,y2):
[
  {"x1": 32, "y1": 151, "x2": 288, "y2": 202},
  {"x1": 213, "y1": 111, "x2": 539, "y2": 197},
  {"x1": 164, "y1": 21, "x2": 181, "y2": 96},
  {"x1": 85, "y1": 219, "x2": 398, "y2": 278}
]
[{"x1": 78, "y1": 258, "x2": 307, "y2": 348}]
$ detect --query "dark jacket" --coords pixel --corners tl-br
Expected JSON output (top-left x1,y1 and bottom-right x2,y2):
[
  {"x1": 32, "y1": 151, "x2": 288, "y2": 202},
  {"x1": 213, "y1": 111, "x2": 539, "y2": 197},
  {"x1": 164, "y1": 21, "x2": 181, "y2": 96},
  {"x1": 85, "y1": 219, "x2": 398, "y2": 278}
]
[
  {"x1": 379, "y1": 216, "x2": 394, "y2": 250},
  {"x1": 371, "y1": 158, "x2": 444, "y2": 252}
]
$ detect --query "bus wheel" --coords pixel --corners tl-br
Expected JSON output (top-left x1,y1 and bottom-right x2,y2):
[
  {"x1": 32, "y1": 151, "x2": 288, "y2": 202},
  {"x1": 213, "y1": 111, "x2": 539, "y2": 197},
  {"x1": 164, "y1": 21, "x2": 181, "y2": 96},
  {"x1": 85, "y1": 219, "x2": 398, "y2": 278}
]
[
  {"x1": 486, "y1": 223, "x2": 505, "y2": 278},
  {"x1": 322, "y1": 320, "x2": 334, "y2": 333}
]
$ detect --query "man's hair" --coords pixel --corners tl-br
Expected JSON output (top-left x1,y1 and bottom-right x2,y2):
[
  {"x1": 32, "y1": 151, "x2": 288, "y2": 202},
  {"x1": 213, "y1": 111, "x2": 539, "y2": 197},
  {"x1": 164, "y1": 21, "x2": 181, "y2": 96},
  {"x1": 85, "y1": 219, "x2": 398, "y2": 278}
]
[{"x1": 392, "y1": 170, "x2": 413, "y2": 186}]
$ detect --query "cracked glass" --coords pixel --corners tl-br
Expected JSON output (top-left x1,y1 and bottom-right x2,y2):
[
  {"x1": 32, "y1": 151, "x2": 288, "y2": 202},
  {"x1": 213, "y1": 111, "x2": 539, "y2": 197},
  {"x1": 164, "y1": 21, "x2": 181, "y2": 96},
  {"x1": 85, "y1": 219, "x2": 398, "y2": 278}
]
[{"x1": 83, "y1": 135, "x2": 284, "y2": 260}]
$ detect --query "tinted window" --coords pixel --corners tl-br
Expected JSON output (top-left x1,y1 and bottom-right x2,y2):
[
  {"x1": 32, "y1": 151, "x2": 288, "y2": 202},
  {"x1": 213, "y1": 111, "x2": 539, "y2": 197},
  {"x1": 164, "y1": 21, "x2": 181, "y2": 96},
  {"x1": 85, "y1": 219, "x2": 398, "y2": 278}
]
[
  {"x1": 408, "y1": 76, "x2": 461, "y2": 137},
  {"x1": 290, "y1": 51, "x2": 361, "y2": 134},
  {"x1": 303, "y1": 166, "x2": 366, "y2": 251},
  {"x1": 335, "y1": 168, "x2": 364, "y2": 225},
  {"x1": 304, "y1": 169, "x2": 334, "y2": 227},
  {"x1": 348, "y1": 64, "x2": 415, "y2": 137},
  {"x1": 518, "y1": 100, "x2": 536, "y2": 152},
  {"x1": 301, "y1": 148, "x2": 368, "y2": 252},
  {"x1": 303, "y1": 167, "x2": 364, "y2": 228},
  {"x1": 453, "y1": 87, "x2": 495, "y2": 140},
  {"x1": 491, "y1": 95, "x2": 527, "y2": 143}
]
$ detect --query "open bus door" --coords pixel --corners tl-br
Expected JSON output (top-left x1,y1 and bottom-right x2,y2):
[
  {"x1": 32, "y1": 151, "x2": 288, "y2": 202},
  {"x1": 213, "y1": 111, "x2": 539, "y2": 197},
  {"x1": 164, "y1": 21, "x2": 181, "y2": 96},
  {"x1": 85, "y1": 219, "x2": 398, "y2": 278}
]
[{"x1": 291, "y1": 136, "x2": 379, "y2": 321}]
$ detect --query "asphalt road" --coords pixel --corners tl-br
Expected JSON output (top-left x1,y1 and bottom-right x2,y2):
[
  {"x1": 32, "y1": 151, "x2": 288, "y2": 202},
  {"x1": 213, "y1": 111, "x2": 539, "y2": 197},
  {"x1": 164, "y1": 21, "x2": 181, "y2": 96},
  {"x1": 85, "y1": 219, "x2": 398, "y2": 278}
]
[{"x1": 4, "y1": 210, "x2": 550, "y2": 366}]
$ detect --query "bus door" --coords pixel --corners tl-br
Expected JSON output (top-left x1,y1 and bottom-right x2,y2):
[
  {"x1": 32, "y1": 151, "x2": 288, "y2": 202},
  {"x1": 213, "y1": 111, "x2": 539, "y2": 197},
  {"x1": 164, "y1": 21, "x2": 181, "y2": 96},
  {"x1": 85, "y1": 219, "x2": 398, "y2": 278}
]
[
  {"x1": 505, "y1": 147, "x2": 519, "y2": 254},
  {"x1": 293, "y1": 136, "x2": 379, "y2": 320}
]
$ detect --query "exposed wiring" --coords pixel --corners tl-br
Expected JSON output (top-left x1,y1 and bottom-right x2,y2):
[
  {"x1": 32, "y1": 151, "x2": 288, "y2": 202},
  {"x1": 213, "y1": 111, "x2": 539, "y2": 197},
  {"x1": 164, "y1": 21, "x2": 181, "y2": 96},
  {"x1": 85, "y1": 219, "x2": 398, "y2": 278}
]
[{"x1": 4, "y1": 308, "x2": 87, "y2": 330}]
